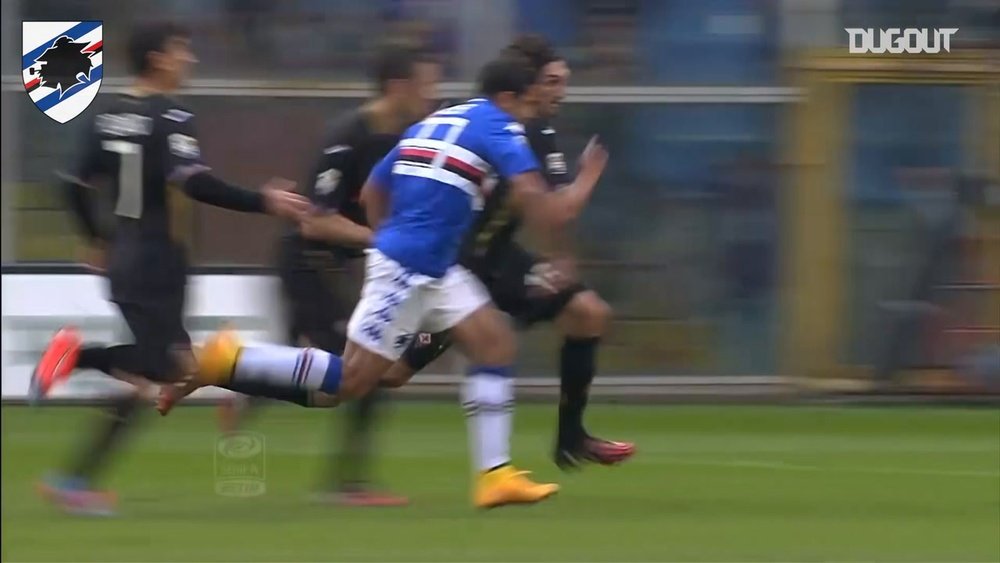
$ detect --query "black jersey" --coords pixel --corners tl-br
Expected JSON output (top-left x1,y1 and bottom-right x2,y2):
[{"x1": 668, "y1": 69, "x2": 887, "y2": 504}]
[
  {"x1": 460, "y1": 118, "x2": 571, "y2": 272},
  {"x1": 287, "y1": 107, "x2": 401, "y2": 259},
  {"x1": 71, "y1": 93, "x2": 205, "y2": 301}
]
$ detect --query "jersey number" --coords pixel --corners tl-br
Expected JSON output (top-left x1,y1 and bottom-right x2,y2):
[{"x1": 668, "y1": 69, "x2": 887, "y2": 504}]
[
  {"x1": 102, "y1": 140, "x2": 143, "y2": 218},
  {"x1": 413, "y1": 117, "x2": 482, "y2": 208}
]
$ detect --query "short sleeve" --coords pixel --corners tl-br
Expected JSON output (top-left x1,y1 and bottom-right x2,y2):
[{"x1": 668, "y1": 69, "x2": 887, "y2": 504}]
[
  {"x1": 163, "y1": 107, "x2": 208, "y2": 181},
  {"x1": 309, "y1": 119, "x2": 361, "y2": 210},
  {"x1": 482, "y1": 118, "x2": 540, "y2": 180},
  {"x1": 70, "y1": 113, "x2": 105, "y2": 182}
]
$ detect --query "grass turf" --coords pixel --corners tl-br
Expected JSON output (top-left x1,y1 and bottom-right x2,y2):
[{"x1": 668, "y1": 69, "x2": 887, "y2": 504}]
[{"x1": 1, "y1": 403, "x2": 998, "y2": 562}]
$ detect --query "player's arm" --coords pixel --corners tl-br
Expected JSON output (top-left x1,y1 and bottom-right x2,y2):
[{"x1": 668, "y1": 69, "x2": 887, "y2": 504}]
[
  {"x1": 60, "y1": 115, "x2": 109, "y2": 245},
  {"x1": 548, "y1": 135, "x2": 605, "y2": 222},
  {"x1": 166, "y1": 110, "x2": 307, "y2": 218},
  {"x1": 488, "y1": 123, "x2": 605, "y2": 229},
  {"x1": 358, "y1": 145, "x2": 399, "y2": 231},
  {"x1": 298, "y1": 127, "x2": 373, "y2": 247}
]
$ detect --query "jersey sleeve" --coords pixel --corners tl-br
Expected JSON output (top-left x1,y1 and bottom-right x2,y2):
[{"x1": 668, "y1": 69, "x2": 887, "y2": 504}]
[
  {"x1": 528, "y1": 124, "x2": 572, "y2": 186},
  {"x1": 368, "y1": 144, "x2": 399, "y2": 191},
  {"x1": 482, "y1": 117, "x2": 540, "y2": 180},
  {"x1": 70, "y1": 113, "x2": 106, "y2": 183},
  {"x1": 308, "y1": 119, "x2": 361, "y2": 210},
  {"x1": 163, "y1": 107, "x2": 209, "y2": 183}
]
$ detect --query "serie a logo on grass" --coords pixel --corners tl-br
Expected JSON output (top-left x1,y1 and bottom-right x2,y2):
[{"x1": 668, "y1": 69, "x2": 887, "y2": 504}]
[
  {"x1": 846, "y1": 28, "x2": 958, "y2": 54},
  {"x1": 214, "y1": 431, "x2": 266, "y2": 497}
]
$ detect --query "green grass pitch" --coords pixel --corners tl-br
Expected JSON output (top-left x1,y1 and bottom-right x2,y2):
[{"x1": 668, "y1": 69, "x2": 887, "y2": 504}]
[{"x1": 2, "y1": 403, "x2": 998, "y2": 562}]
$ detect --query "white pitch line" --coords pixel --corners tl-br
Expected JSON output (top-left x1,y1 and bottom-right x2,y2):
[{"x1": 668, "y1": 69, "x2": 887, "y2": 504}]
[{"x1": 661, "y1": 457, "x2": 1000, "y2": 478}]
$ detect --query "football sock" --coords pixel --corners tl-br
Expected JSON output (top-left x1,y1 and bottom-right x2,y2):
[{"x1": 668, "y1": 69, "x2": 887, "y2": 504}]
[
  {"x1": 332, "y1": 390, "x2": 382, "y2": 490},
  {"x1": 67, "y1": 393, "x2": 144, "y2": 484},
  {"x1": 77, "y1": 344, "x2": 144, "y2": 376},
  {"x1": 222, "y1": 380, "x2": 314, "y2": 407},
  {"x1": 461, "y1": 367, "x2": 514, "y2": 472},
  {"x1": 231, "y1": 345, "x2": 342, "y2": 393},
  {"x1": 558, "y1": 337, "x2": 599, "y2": 445}
]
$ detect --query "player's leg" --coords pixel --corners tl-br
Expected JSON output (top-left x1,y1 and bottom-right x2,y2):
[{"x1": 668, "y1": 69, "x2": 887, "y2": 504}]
[
  {"x1": 218, "y1": 243, "x2": 337, "y2": 430},
  {"x1": 193, "y1": 250, "x2": 424, "y2": 403},
  {"x1": 380, "y1": 330, "x2": 453, "y2": 388},
  {"x1": 40, "y1": 298, "x2": 185, "y2": 516},
  {"x1": 553, "y1": 290, "x2": 634, "y2": 467},
  {"x1": 492, "y1": 248, "x2": 633, "y2": 469},
  {"x1": 317, "y1": 257, "x2": 407, "y2": 506},
  {"x1": 425, "y1": 265, "x2": 559, "y2": 508}
]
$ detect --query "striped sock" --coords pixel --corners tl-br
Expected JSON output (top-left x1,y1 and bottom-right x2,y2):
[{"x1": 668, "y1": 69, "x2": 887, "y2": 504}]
[
  {"x1": 232, "y1": 345, "x2": 343, "y2": 393},
  {"x1": 461, "y1": 366, "x2": 514, "y2": 471}
]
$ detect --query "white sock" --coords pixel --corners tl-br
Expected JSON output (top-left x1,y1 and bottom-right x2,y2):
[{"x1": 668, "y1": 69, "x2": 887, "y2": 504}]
[
  {"x1": 461, "y1": 372, "x2": 513, "y2": 472},
  {"x1": 232, "y1": 345, "x2": 333, "y2": 391}
]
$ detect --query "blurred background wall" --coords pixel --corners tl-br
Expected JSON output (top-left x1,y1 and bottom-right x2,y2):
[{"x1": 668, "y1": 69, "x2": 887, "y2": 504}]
[{"x1": 2, "y1": 0, "x2": 998, "y2": 391}]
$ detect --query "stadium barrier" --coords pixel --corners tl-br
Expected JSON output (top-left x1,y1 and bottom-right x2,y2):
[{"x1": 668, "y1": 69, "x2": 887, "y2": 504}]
[{"x1": 1, "y1": 272, "x2": 788, "y2": 402}]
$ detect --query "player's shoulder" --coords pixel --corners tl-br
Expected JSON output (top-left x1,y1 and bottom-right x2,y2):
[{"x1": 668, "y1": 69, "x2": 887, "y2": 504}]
[
  {"x1": 323, "y1": 107, "x2": 368, "y2": 145},
  {"x1": 527, "y1": 119, "x2": 557, "y2": 139},
  {"x1": 147, "y1": 94, "x2": 196, "y2": 124}
]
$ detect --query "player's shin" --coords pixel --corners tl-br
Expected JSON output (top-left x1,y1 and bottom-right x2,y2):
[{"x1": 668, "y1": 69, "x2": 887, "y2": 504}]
[
  {"x1": 230, "y1": 345, "x2": 344, "y2": 394},
  {"x1": 558, "y1": 337, "x2": 599, "y2": 442},
  {"x1": 461, "y1": 366, "x2": 514, "y2": 471},
  {"x1": 222, "y1": 380, "x2": 336, "y2": 407}
]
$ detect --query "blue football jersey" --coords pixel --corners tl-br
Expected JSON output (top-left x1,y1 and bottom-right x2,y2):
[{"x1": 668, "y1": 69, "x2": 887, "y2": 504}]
[{"x1": 369, "y1": 98, "x2": 539, "y2": 278}]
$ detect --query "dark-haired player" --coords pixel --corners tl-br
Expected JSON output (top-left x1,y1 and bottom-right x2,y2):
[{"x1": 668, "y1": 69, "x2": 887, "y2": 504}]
[
  {"x1": 186, "y1": 53, "x2": 608, "y2": 508},
  {"x1": 385, "y1": 35, "x2": 635, "y2": 470},
  {"x1": 32, "y1": 21, "x2": 309, "y2": 515},
  {"x1": 219, "y1": 43, "x2": 441, "y2": 507}
]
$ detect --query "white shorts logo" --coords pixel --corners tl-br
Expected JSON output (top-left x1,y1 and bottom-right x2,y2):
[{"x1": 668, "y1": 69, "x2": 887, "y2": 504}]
[
  {"x1": 22, "y1": 21, "x2": 103, "y2": 123},
  {"x1": 846, "y1": 28, "x2": 958, "y2": 54}
]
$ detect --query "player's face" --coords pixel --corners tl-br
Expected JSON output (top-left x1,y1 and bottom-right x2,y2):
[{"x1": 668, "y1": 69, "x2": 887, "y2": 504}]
[
  {"x1": 505, "y1": 88, "x2": 539, "y2": 123},
  {"x1": 538, "y1": 60, "x2": 570, "y2": 117},
  {"x1": 408, "y1": 61, "x2": 441, "y2": 118},
  {"x1": 155, "y1": 37, "x2": 198, "y2": 89}
]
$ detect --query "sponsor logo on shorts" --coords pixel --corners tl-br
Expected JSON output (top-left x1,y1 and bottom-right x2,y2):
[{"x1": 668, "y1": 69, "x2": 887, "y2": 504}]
[{"x1": 214, "y1": 431, "x2": 266, "y2": 497}]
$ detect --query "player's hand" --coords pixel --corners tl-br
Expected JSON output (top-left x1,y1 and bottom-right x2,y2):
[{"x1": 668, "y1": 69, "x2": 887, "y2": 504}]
[
  {"x1": 298, "y1": 208, "x2": 330, "y2": 241},
  {"x1": 578, "y1": 136, "x2": 609, "y2": 182},
  {"x1": 261, "y1": 178, "x2": 309, "y2": 220},
  {"x1": 81, "y1": 241, "x2": 106, "y2": 274},
  {"x1": 549, "y1": 256, "x2": 578, "y2": 286},
  {"x1": 526, "y1": 260, "x2": 575, "y2": 296}
]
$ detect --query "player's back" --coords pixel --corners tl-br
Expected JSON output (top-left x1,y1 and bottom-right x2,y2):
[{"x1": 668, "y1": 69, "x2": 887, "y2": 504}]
[
  {"x1": 373, "y1": 98, "x2": 519, "y2": 279},
  {"x1": 86, "y1": 93, "x2": 199, "y2": 300}
]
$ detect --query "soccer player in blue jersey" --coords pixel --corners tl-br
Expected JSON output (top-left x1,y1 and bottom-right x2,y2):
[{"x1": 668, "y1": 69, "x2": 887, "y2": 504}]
[{"x1": 180, "y1": 54, "x2": 609, "y2": 508}]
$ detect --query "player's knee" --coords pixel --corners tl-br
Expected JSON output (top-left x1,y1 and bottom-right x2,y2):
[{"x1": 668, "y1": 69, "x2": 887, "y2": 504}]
[
  {"x1": 483, "y1": 323, "x2": 517, "y2": 365},
  {"x1": 338, "y1": 350, "x2": 387, "y2": 400},
  {"x1": 380, "y1": 363, "x2": 415, "y2": 389},
  {"x1": 565, "y1": 291, "x2": 612, "y2": 337},
  {"x1": 338, "y1": 355, "x2": 365, "y2": 399}
]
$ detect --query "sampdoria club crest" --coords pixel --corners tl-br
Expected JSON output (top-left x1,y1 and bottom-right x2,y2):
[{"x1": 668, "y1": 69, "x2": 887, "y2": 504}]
[{"x1": 22, "y1": 21, "x2": 103, "y2": 123}]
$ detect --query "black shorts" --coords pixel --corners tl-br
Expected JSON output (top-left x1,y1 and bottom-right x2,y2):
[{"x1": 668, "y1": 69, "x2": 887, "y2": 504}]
[
  {"x1": 277, "y1": 236, "x2": 364, "y2": 353},
  {"x1": 478, "y1": 244, "x2": 587, "y2": 328},
  {"x1": 114, "y1": 297, "x2": 190, "y2": 382}
]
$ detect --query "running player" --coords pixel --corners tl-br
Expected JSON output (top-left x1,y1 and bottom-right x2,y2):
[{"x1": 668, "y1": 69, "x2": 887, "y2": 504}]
[
  {"x1": 183, "y1": 54, "x2": 609, "y2": 507},
  {"x1": 31, "y1": 21, "x2": 309, "y2": 515},
  {"x1": 384, "y1": 35, "x2": 635, "y2": 469},
  {"x1": 220, "y1": 43, "x2": 441, "y2": 506}
]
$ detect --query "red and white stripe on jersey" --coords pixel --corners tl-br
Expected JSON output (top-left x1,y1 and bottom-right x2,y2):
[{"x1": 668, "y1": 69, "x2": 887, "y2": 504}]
[{"x1": 395, "y1": 137, "x2": 491, "y2": 199}]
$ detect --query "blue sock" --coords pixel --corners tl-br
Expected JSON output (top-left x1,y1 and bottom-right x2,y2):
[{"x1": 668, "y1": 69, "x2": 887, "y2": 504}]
[{"x1": 320, "y1": 353, "x2": 343, "y2": 394}]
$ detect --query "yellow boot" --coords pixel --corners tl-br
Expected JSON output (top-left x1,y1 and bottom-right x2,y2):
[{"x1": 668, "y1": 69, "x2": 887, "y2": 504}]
[
  {"x1": 473, "y1": 465, "x2": 559, "y2": 509},
  {"x1": 196, "y1": 329, "x2": 242, "y2": 386},
  {"x1": 157, "y1": 329, "x2": 242, "y2": 416}
]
